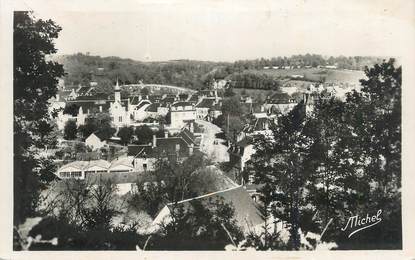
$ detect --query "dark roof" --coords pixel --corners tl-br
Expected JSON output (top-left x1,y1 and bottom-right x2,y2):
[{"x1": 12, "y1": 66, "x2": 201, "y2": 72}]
[
  {"x1": 178, "y1": 128, "x2": 198, "y2": 146},
  {"x1": 244, "y1": 117, "x2": 273, "y2": 133},
  {"x1": 166, "y1": 186, "x2": 263, "y2": 233},
  {"x1": 75, "y1": 92, "x2": 109, "y2": 101},
  {"x1": 267, "y1": 92, "x2": 294, "y2": 104},
  {"x1": 148, "y1": 95, "x2": 162, "y2": 103},
  {"x1": 155, "y1": 137, "x2": 192, "y2": 158},
  {"x1": 77, "y1": 86, "x2": 94, "y2": 96},
  {"x1": 161, "y1": 96, "x2": 176, "y2": 104},
  {"x1": 145, "y1": 103, "x2": 160, "y2": 112},
  {"x1": 196, "y1": 98, "x2": 216, "y2": 108},
  {"x1": 178, "y1": 94, "x2": 189, "y2": 101},
  {"x1": 188, "y1": 94, "x2": 199, "y2": 103},
  {"x1": 128, "y1": 145, "x2": 154, "y2": 157}
]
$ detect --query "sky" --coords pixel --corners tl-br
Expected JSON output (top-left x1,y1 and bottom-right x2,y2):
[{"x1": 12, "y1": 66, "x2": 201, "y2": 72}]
[{"x1": 15, "y1": 0, "x2": 415, "y2": 62}]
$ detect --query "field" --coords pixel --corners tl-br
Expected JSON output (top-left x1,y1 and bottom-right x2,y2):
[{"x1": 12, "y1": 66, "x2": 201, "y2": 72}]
[{"x1": 247, "y1": 68, "x2": 366, "y2": 85}]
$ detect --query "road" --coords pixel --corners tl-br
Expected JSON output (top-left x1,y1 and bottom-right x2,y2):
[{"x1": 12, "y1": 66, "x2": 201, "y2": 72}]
[{"x1": 196, "y1": 119, "x2": 229, "y2": 163}]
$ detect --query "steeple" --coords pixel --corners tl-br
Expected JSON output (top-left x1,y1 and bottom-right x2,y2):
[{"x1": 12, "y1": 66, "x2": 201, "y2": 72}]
[
  {"x1": 114, "y1": 78, "x2": 121, "y2": 102},
  {"x1": 115, "y1": 78, "x2": 120, "y2": 91}
]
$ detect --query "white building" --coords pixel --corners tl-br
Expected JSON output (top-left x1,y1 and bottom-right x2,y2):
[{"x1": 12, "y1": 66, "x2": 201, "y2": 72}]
[
  {"x1": 85, "y1": 133, "x2": 107, "y2": 150},
  {"x1": 169, "y1": 101, "x2": 196, "y2": 129},
  {"x1": 109, "y1": 80, "x2": 131, "y2": 128},
  {"x1": 56, "y1": 160, "x2": 110, "y2": 179}
]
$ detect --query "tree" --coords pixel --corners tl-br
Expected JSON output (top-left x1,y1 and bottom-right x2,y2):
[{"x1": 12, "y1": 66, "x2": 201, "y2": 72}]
[
  {"x1": 64, "y1": 120, "x2": 77, "y2": 140},
  {"x1": 78, "y1": 113, "x2": 116, "y2": 140},
  {"x1": 14, "y1": 11, "x2": 65, "y2": 225},
  {"x1": 249, "y1": 59, "x2": 402, "y2": 250},
  {"x1": 135, "y1": 125, "x2": 154, "y2": 145},
  {"x1": 140, "y1": 87, "x2": 150, "y2": 96},
  {"x1": 117, "y1": 126, "x2": 134, "y2": 145},
  {"x1": 148, "y1": 198, "x2": 244, "y2": 250},
  {"x1": 221, "y1": 96, "x2": 242, "y2": 116},
  {"x1": 129, "y1": 152, "x2": 214, "y2": 217}
]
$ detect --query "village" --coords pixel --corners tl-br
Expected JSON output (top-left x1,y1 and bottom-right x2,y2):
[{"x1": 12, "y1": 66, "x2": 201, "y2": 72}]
[{"x1": 38, "y1": 67, "x2": 360, "y2": 242}]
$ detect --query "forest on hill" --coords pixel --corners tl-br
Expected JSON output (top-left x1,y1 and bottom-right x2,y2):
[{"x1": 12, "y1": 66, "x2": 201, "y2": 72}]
[{"x1": 55, "y1": 53, "x2": 384, "y2": 93}]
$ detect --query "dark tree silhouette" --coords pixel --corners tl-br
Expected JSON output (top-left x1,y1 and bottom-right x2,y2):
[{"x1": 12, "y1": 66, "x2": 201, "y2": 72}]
[{"x1": 14, "y1": 11, "x2": 64, "y2": 225}]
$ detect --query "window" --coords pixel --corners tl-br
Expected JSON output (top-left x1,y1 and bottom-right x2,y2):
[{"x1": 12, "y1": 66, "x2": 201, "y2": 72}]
[
  {"x1": 71, "y1": 171, "x2": 82, "y2": 178},
  {"x1": 143, "y1": 163, "x2": 147, "y2": 170}
]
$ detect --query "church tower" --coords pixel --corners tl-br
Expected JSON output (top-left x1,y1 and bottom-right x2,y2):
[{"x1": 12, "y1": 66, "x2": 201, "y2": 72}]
[{"x1": 114, "y1": 79, "x2": 121, "y2": 103}]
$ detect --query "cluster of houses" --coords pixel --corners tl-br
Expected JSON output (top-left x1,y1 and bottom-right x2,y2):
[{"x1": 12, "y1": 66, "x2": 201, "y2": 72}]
[
  {"x1": 52, "y1": 81, "x2": 225, "y2": 132},
  {"x1": 57, "y1": 125, "x2": 201, "y2": 179}
]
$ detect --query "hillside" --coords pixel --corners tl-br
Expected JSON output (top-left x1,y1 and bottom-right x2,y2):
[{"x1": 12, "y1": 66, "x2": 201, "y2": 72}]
[{"x1": 54, "y1": 53, "x2": 380, "y2": 94}]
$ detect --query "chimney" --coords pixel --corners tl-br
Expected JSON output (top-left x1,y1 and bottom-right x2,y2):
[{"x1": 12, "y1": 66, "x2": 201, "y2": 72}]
[
  {"x1": 164, "y1": 131, "x2": 168, "y2": 138},
  {"x1": 190, "y1": 122, "x2": 194, "y2": 133},
  {"x1": 152, "y1": 135, "x2": 157, "y2": 148},
  {"x1": 99, "y1": 106, "x2": 102, "y2": 112}
]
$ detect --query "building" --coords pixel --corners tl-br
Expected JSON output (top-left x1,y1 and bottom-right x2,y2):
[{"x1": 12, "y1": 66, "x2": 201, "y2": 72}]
[
  {"x1": 108, "y1": 157, "x2": 135, "y2": 173},
  {"x1": 56, "y1": 160, "x2": 111, "y2": 179},
  {"x1": 228, "y1": 137, "x2": 256, "y2": 174},
  {"x1": 169, "y1": 101, "x2": 196, "y2": 129},
  {"x1": 109, "y1": 80, "x2": 131, "y2": 127},
  {"x1": 264, "y1": 93, "x2": 298, "y2": 115},
  {"x1": 195, "y1": 98, "x2": 216, "y2": 120},
  {"x1": 128, "y1": 127, "x2": 200, "y2": 164},
  {"x1": 85, "y1": 133, "x2": 107, "y2": 150}
]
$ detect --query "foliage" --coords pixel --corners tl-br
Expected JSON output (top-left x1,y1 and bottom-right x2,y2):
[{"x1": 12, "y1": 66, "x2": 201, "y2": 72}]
[
  {"x1": 248, "y1": 59, "x2": 401, "y2": 249},
  {"x1": 78, "y1": 112, "x2": 116, "y2": 140},
  {"x1": 148, "y1": 198, "x2": 244, "y2": 250},
  {"x1": 128, "y1": 152, "x2": 214, "y2": 217},
  {"x1": 117, "y1": 126, "x2": 134, "y2": 145},
  {"x1": 14, "y1": 11, "x2": 65, "y2": 225},
  {"x1": 63, "y1": 120, "x2": 77, "y2": 140},
  {"x1": 134, "y1": 125, "x2": 154, "y2": 145}
]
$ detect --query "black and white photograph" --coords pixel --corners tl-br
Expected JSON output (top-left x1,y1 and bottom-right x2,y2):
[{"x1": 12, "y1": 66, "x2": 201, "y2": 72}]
[{"x1": 2, "y1": 0, "x2": 415, "y2": 257}]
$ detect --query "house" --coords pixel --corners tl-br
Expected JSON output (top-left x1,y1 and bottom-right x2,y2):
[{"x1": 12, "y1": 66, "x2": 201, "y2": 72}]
[
  {"x1": 195, "y1": 98, "x2": 216, "y2": 120},
  {"x1": 127, "y1": 127, "x2": 200, "y2": 165},
  {"x1": 56, "y1": 160, "x2": 110, "y2": 179},
  {"x1": 85, "y1": 133, "x2": 107, "y2": 150},
  {"x1": 127, "y1": 144, "x2": 157, "y2": 172},
  {"x1": 228, "y1": 137, "x2": 256, "y2": 174},
  {"x1": 169, "y1": 101, "x2": 196, "y2": 129},
  {"x1": 151, "y1": 186, "x2": 264, "y2": 234},
  {"x1": 241, "y1": 117, "x2": 274, "y2": 138},
  {"x1": 264, "y1": 93, "x2": 298, "y2": 115}
]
